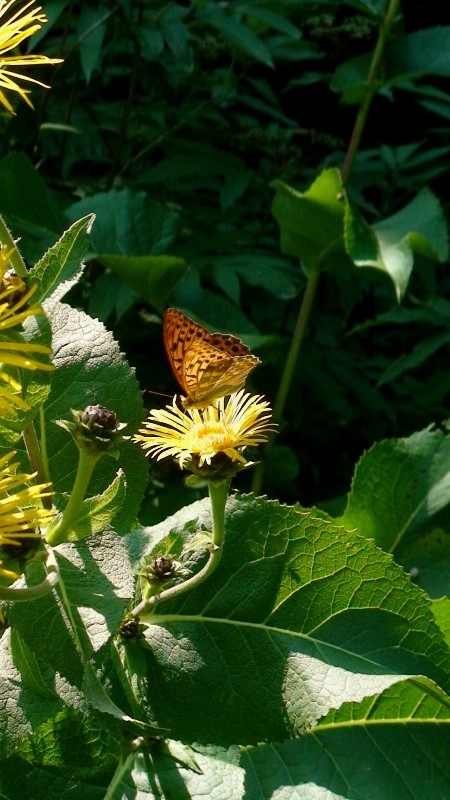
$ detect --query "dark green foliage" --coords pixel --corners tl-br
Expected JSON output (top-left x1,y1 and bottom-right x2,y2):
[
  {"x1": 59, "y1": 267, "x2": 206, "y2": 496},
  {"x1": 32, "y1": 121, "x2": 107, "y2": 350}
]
[{"x1": 4, "y1": 0, "x2": 447, "y2": 511}]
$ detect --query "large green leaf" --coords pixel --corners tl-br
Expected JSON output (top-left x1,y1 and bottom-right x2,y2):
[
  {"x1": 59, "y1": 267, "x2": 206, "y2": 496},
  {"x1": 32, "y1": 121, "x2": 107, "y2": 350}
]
[
  {"x1": 242, "y1": 678, "x2": 450, "y2": 800},
  {"x1": 335, "y1": 427, "x2": 450, "y2": 597},
  {"x1": 5, "y1": 530, "x2": 134, "y2": 683},
  {"x1": 1, "y1": 493, "x2": 449, "y2": 797},
  {"x1": 41, "y1": 301, "x2": 147, "y2": 529},
  {"x1": 121, "y1": 494, "x2": 449, "y2": 746}
]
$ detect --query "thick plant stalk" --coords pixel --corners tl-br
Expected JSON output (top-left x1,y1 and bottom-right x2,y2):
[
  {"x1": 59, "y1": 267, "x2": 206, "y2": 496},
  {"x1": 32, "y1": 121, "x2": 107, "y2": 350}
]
[
  {"x1": 341, "y1": 0, "x2": 401, "y2": 182},
  {"x1": 253, "y1": 0, "x2": 401, "y2": 494},
  {"x1": 252, "y1": 265, "x2": 320, "y2": 495}
]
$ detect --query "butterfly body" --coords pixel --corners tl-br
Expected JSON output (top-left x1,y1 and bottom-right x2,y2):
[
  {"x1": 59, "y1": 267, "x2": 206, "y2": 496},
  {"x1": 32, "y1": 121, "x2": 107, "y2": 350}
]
[{"x1": 163, "y1": 308, "x2": 260, "y2": 408}]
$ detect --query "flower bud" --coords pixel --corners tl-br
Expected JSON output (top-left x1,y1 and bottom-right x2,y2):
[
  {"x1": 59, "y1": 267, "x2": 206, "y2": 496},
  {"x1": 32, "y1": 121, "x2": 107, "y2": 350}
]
[
  {"x1": 120, "y1": 617, "x2": 141, "y2": 639},
  {"x1": 57, "y1": 405, "x2": 127, "y2": 456},
  {"x1": 146, "y1": 556, "x2": 175, "y2": 582}
]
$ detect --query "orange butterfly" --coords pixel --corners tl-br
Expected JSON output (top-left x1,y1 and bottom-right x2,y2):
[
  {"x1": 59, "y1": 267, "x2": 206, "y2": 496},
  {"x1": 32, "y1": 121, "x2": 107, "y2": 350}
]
[{"x1": 163, "y1": 308, "x2": 260, "y2": 408}]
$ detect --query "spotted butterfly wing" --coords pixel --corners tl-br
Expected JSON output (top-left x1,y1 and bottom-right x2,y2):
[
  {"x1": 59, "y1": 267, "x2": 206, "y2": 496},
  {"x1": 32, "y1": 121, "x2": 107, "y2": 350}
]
[{"x1": 163, "y1": 308, "x2": 260, "y2": 408}]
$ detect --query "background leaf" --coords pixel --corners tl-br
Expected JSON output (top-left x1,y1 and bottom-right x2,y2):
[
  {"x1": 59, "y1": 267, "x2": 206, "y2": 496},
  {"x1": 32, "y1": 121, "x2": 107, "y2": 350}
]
[{"x1": 271, "y1": 169, "x2": 348, "y2": 272}]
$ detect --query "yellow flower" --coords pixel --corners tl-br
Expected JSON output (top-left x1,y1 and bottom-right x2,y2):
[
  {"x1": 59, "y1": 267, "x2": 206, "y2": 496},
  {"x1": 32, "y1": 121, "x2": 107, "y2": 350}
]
[
  {"x1": 0, "y1": 0, "x2": 62, "y2": 114},
  {"x1": 134, "y1": 390, "x2": 275, "y2": 471},
  {"x1": 0, "y1": 450, "x2": 54, "y2": 580},
  {"x1": 0, "y1": 275, "x2": 54, "y2": 416}
]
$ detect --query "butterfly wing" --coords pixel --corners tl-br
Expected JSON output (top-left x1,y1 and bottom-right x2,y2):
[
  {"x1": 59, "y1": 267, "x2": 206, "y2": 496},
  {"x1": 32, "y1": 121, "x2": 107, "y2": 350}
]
[
  {"x1": 163, "y1": 308, "x2": 199, "y2": 395},
  {"x1": 163, "y1": 308, "x2": 260, "y2": 407},
  {"x1": 183, "y1": 340, "x2": 259, "y2": 407}
]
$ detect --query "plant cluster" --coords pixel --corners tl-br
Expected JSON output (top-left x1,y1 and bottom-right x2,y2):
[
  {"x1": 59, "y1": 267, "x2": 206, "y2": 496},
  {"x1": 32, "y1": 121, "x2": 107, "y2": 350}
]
[{"x1": 0, "y1": 1, "x2": 449, "y2": 799}]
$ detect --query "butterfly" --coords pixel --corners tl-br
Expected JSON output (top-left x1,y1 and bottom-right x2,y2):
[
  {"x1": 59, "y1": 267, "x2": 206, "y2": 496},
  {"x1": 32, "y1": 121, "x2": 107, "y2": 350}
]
[{"x1": 163, "y1": 308, "x2": 260, "y2": 408}]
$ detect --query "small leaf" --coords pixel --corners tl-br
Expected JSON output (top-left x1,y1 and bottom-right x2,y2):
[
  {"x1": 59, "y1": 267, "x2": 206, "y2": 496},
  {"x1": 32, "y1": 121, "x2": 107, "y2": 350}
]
[
  {"x1": 78, "y1": 7, "x2": 106, "y2": 82},
  {"x1": 51, "y1": 471, "x2": 127, "y2": 542},
  {"x1": 139, "y1": 22, "x2": 164, "y2": 61},
  {"x1": 29, "y1": 215, "x2": 94, "y2": 305},
  {"x1": 10, "y1": 630, "x2": 57, "y2": 700},
  {"x1": 240, "y1": 5, "x2": 301, "y2": 38},
  {"x1": 213, "y1": 254, "x2": 301, "y2": 301},
  {"x1": 345, "y1": 189, "x2": 448, "y2": 300},
  {"x1": 377, "y1": 331, "x2": 450, "y2": 385},
  {"x1": 159, "y1": 4, "x2": 192, "y2": 68},
  {"x1": 394, "y1": 26, "x2": 450, "y2": 78},
  {"x1": 18, "y1": 705, "x2": 120, "y2": 771},
  {"x1": 205, "y1": 10, "x2": 274, "y2": 68}
]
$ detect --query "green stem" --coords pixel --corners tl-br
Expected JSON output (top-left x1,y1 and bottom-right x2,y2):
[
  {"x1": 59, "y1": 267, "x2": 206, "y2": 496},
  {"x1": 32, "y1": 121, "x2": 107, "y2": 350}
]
[
  {"x1": 0, "y1": 545, "x2": 59, "y2": 601},
  {"x1": 22, "y1": 422, "x2": 52, "y2": 507},
  {"x1": 131, "y1": 479, "x2": 230, "y2": 618},
  {"x1": 252, "y1": 264, "x2": 321, "y2": 494},
  {"x1": 39, "y1": 406, "x2": 50, "y2": 482},
  {"x1": 341, "y1": 0, "x2": 401, "y2": 182},
  {"x1": 0, "y1": 217, "x2": 27, "y2": 277},
  {"x1": 45, "y1": 449, "x2": 99, "y2": 546}
]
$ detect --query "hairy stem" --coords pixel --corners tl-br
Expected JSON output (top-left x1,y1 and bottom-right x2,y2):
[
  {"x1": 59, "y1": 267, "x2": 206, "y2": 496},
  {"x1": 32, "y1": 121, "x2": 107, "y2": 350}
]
[
  {"x1": 22, "y1": 422, "x2": 52, "y2": 508},
  {"x1": 0, "y1": 545, "x2": 59, "y2": 601},
  {"x1": 45, "y1": 449, "x2": 99, "y2": 546},
  {"x1": 131, "y1": 480, "x2": 230, "y2": 618}
]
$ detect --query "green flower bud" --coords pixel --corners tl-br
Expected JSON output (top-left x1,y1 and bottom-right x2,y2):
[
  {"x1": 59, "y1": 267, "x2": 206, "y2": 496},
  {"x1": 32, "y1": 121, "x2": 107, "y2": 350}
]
[{"x1": 57, "y1": 405, "x2": 127, "y2": 457}]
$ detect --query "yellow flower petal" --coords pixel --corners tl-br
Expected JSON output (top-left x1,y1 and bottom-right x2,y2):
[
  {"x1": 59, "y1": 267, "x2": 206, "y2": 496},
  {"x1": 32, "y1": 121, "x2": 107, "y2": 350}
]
[
  {"x1": 134, "y1": 390, "x2": 275, "y2": 470},
  {"x1": 0, "y1": 0, "x2": 62, "y2": 113},
  {"x1": 0, "y1": 277, "x2": 54, "y2": 416},
  {"x1": 0, "y1": 451, "x2": 54, "y2": 552}
]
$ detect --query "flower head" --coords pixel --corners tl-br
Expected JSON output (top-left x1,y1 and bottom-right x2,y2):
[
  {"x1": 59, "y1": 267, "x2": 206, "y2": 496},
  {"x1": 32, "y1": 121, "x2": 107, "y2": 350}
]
[
  {"x1": 0, "y1": 0, "x2": 62, "y2": 114},
  {"x1": 0, "y1": 269, "x2": 54, "y2": 417},
  {"x1": 0, "y1": 450, "x2": 54, "y2": 581},
  {"x1": 134, "y1": 390, "x2": 275, "y2": 478}
]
